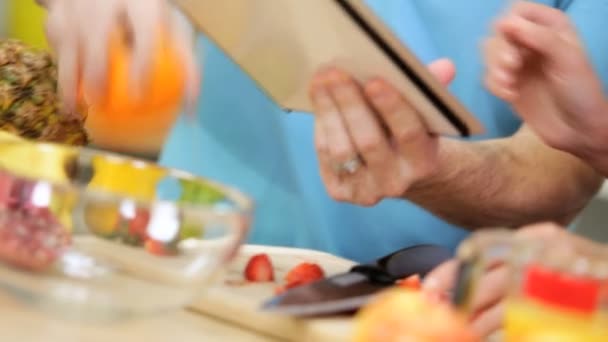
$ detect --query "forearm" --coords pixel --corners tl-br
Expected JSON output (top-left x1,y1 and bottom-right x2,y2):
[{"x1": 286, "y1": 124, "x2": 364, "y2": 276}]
[
  {"x1": 406, "y1": 126, "x2": 603, "y2": 229},
  {"x1": 568, "y1": 102, "x2": 608, "y2": 176}
]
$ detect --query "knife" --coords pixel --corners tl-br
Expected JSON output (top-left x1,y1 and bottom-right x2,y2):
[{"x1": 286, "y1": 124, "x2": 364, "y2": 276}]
[{"x1": 261, "y1": 244, "x2": 452, "y2": 317}]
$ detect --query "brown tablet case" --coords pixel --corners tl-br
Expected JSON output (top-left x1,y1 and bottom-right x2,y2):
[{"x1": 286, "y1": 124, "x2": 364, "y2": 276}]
[{"x1": 172, "y1": 0, "x2": 485, "y2": 137}]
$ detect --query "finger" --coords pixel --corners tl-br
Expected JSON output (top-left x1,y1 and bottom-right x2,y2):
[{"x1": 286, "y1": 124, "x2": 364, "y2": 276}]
[
  {"x1": 516, "y1": 222, "x2": 566, "y2": 239},
  {"x1": 56, "y1": 31, "x2": 80, "y2": 115},
  {"x1": 126, "y1": 0, "x2": 166, "y2": 96},
  {"x1": 80, "y1": 1, "x2": 118, "y2": 101},
  {"x1": 468, "y1": 266, "x2": 509, "y2": 314},
  {"x1": 180, "y1": 44, "x2": 201, "y2": 118},
  {"x1": 423, "y1": 259, "x2": 459, "y2": 293},
  {"x1": 470, "y1": 302, "x2": 505, "y2": 338},
  {"x1": 170, "y1": 7, "x2": 201, "y2": 115},
  {"x1": 313, "y1": 86, "x2": 342, "y2": 201},
  {"x1": 44, "y1": 0, "x2": 81, "y2": 114},
  {"x1": 483, "y1": 35, "x2": 522, "y2": 79},
  {"x1": 483, "y1": 39, "x2": 519, "y2": 101},
  {"x1": 497, "y1": 15, "x2": 573, "y2": 64},
  {"x1": 484, "y1": 69, "x2": 518, "y2": 102},
  {"x1": 311, "y1": 77, "x2": 357, "y2": 166},
  {"x1": 364, "y1": 79, "x2": 437, "y2": 178},
  {"x1": 509, "y1": 1, "x2": 571, "y2": 29},
  {"x1": 310, "y1": 72, "x2": 356, "y2": 201},
  {"x1": 325, "y1": 69, "x2": 393, "y2": 187},
  {"x1": 43, "y1": 0, "x2": 65, "y2": 51},
  {"x1": 518, "y1": 222, "x2": 603, "y2": 258},
  {"x1": 427, "y1": 58, "x2": 456, "y2": 86},
  {"x1": 314, "y1": 110, "x2": 343, "y2": 201}
]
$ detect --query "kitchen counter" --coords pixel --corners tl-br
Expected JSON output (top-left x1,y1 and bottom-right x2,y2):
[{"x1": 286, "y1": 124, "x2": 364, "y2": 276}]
[
  {"x1": 0, "y1": 245, "x2": 356, "y2": 342},
  {"x1": 0, "y1": 289, "x2": 279, "y2": 342}
]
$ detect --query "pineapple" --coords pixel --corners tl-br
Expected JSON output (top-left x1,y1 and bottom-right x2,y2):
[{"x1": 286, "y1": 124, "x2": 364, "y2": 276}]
[{"x1": 0, "y1": 39, "x2": 88, "y2": 145}]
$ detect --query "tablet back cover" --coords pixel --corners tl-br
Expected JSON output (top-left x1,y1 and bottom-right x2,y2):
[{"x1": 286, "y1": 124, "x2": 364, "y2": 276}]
[{"x1": 172, "y1": 0, "x2": 484, "y2": 137}]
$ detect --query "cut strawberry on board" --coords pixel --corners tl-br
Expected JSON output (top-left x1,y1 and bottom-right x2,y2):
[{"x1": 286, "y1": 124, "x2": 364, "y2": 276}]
[
  {"x1": 284, "y1": 262, "x2": 325, "y2": 289},
  {"x1": 244, "y1": 253, "x2": 275, "y2": 282}
]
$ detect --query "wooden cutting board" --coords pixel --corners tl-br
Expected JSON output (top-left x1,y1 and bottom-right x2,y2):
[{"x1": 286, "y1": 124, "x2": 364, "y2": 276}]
[{"x1": 188, "y1": 245, "x2": 358, "y2": 341}]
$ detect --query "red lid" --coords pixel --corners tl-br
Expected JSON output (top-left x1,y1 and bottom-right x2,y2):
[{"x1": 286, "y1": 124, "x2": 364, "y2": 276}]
[{"x1": 522, "y1": 264, "x2": 600, "y2": 314}]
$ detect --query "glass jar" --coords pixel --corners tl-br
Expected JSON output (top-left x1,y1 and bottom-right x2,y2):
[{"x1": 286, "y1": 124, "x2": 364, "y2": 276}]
[{"x1": 453, "y1": 229, "x2": 608, "y2": 341}]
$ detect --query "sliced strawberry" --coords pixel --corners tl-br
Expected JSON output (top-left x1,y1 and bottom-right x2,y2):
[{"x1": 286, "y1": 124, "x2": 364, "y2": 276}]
[
  {"x1": 144, "y1": 239, "x2": 177, "y2": 256},
  {"x1": 284, "y1": 262, "x2": 324, "y2": 289},
  {"x1": 128, "y1": 208, "x2": 150, "y2": 242},
  {"x1": 244, "y1": 253, "x2": 275, "y2": 282},
  {"x1": 397, "y1": 274, "x2": 421, "y2": 290}
]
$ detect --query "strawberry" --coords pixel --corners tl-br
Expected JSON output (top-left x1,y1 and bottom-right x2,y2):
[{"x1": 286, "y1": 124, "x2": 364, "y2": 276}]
[
  {"x1": 128, "y1": 208, "x2": 150, "y2": 242},
  {"x1": 284, "y1": 262, "x2": 324, "y2": 289},
  {"x1": 244, "y1": 253, "x2": 275, "y2": 282},
  {"x1": 144, "y1": 239, "x2": 177, "y2": 256},
  {"x1": 397, "y1": 274, "x2": 421, "y2": 290}
]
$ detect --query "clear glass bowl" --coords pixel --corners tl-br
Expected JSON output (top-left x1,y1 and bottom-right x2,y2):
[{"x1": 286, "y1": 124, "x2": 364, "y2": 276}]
[{"x1": 0, "y1": 136, "x2": 252, "y2": 319}]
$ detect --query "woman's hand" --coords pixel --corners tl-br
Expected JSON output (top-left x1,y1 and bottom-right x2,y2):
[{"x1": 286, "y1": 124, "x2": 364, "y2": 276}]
[
  {"x1": 424, "y1": 223, "x2": 593, "y2": 338},
  {"x1": 310, "y1": 59, "x2": 455, "y2": 205},
  {"x1": 41, "y1": 0, "x2": 199, "y2": 114}
]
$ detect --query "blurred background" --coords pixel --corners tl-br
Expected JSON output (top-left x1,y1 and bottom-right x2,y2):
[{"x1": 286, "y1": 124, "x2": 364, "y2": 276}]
[
  {"x1": 1, "y1": 0, "x2": 48, "y2": 49},
  {"x1": 1, "y1": 0, "x2": 607, "y2": 242}
]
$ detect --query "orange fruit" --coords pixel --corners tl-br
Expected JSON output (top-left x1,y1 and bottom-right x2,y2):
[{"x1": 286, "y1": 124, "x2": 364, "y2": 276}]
[
  {"x1": 354, "y1": 289, "x2": 479, "y2": 342},
  {"x1": 83, "y1": 28, "x2": 187, "y2": 155}
]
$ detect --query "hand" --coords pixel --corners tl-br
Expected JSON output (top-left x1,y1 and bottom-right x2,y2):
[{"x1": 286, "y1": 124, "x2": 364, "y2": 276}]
[
  {"x1": 310, "y1": 59, "x2": 455, "y2": 205},
  {"x1": 484, "y1": 2, "x2": 608, "y2": 170},
  {"x1": 42, "y1": 0, "x2": 199, "y2": 113},
  {"x1": 423, "y1": 223, "x2": 594, "y2": 337}
]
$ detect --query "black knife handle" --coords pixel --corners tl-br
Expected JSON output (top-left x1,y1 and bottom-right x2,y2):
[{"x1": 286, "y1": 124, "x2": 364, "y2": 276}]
[{"x1": 350, "y1": 244, "x2": 453, "y2": 285}]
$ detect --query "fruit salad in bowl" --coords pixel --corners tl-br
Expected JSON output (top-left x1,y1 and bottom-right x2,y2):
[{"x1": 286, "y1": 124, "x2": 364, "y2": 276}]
[{"x1": 0, "y1": 135, "x2": 252, "y2": 319}]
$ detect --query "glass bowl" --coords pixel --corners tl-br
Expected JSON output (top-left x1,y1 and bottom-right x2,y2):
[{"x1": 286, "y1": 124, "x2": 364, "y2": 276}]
[{"x1": 0, "y1": 135, "x2": 252, "y2": 319}]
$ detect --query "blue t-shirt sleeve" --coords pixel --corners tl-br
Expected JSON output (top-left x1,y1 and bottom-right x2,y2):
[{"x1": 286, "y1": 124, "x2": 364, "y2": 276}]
[{"x1": 562, "y1": 0, "x2": 608, "y2": 91}]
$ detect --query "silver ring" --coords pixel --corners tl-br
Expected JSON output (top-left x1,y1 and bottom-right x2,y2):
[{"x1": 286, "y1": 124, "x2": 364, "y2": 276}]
[{"x1": 335, "y1": 156, "x2": 363, "y2": 175}]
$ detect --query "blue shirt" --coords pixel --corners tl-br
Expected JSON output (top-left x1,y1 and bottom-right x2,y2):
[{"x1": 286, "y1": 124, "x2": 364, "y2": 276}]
[{"x1": 160, "y1": 0, "x2": 608, "y2": 262}]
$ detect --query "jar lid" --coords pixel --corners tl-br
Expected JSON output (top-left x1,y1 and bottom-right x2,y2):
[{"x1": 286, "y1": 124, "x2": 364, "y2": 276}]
[{"x1": 523, "y1": 264, "x2": 600, "y2": 314}]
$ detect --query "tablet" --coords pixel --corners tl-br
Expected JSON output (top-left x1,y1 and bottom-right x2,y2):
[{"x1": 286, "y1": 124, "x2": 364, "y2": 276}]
[{"x1": 172, "y1": 0, "x2": 485, "y2": 137}]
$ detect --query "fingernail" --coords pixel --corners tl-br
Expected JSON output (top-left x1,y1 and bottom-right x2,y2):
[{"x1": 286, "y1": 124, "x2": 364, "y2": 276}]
[
  {"x1": 494, "y1": 69, "x2": 514, "y2": 84},
  {"x1": 422, "y1": 276, "x2": 439, "y2": 291},
  {"x1": 327, "y1": 68, "x2": 349, "y2": 84},
  {"x1": 502, "y1": 52, "x2": 520, "y2": 68},
  {"x1": 503, "y1": 88, "x2": 519, "y2": 100},
  {"x1": 311, "y1": 72, "x2": 326, "y2": 87},
  {"x1": 310, "y1": 86, "x2": 328, "y2": 102},
  {"x1": 365, "y1": 79, "x2": 385, "y2": 96}
]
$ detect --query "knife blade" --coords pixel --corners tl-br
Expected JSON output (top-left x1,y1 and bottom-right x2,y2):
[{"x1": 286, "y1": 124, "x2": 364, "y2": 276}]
[{"x1": 261, "y1": 244, "x2": 452, "y2": 317}]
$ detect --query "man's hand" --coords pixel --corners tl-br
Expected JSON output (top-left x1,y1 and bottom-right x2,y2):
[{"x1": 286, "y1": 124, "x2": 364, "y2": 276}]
[
  {"x1": 484, "y1": 1, "x2": 608, "y2": 173},
  {"x1": 41, "y1": 0, "x2": 199, "y2": 114},
  {"x1": 309, "y1": 59, "x2": 455, "y2": 205}
]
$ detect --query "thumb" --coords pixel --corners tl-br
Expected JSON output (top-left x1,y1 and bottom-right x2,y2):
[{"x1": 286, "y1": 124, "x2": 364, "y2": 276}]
[
  {"x1": 428, "y1": 58, "x2": 456, "y2": 86},
  {"x1": 422, "y1": 259, "x2": 459, "y2": 293}
]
